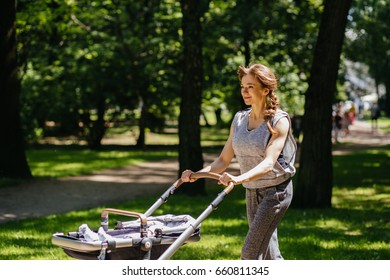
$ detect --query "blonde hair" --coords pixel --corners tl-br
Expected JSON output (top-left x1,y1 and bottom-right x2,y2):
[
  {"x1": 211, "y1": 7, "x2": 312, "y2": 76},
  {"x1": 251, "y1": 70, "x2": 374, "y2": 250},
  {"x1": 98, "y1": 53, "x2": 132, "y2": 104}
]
[{"x1": 238, "y1": 63, "x2": 279, "y2": 134}]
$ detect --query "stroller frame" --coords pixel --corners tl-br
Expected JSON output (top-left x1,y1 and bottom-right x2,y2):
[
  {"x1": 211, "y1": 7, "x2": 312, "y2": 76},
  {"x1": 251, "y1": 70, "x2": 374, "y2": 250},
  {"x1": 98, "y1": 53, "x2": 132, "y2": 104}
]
[{"x1": 52, "y1": 172, "x2": 235, "y2": 260}]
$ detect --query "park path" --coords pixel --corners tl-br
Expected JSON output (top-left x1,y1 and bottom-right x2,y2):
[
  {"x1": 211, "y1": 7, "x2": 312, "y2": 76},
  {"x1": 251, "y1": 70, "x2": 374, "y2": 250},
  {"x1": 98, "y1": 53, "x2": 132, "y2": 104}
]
[
  {"x1": 0, "y1": 120, "x2": 389, "y2": 224},
  {"x1": 332, "y1": 119, "x2": 390, "y2": 154}
]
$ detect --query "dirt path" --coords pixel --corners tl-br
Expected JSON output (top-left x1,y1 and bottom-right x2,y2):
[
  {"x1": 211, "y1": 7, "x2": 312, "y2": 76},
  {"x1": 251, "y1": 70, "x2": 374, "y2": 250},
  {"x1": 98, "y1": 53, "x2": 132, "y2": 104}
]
[
  {"x1": 332, "y1": 120, "x2": 390, "y2": 154},
  {"x1": 0, "y1": 158, "x2": 184, "y2": 224},
  {"x1": 0, "y1": 120, "x2": 388, "y2": 224}
]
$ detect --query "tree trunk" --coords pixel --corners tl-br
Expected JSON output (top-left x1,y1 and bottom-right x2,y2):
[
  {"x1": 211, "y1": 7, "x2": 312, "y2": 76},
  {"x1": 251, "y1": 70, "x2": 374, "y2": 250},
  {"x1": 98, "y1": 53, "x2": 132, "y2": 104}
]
[
  {"x1": 87, "y1": 97, "x2": 106, "y2": 149},
  {"x1": 243, "y1": 33, "x2": 251, "y2": 67},
  {"x1": 294, "y1": 0, "x2": 352, "y2": 208},
  {"x1": 178, "y1": 0, "x2": 207, "y2": 195},
  {"x1": 136, "y1": 97, "x2": 147, "y2": 149},
  {"x1": 0, "y1": 0, "x2": 32, "y2": 179},
  {"x1": 384, "y1": 80, "x2": 390, "y2": 117}
]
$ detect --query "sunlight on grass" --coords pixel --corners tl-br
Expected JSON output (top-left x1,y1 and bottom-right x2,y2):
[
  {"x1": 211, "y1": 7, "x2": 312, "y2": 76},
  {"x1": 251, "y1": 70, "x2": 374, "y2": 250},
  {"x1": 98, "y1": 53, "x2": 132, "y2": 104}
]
[
  {"x1": 332, "y1": 186, "x2": 390, "y2": 210},
  {"x1": 205, "y1": 218, "x2": 247, "y2": 228},
  {"x1": 318, "y1": 240, "x2": 341, "y2": 250},
  {"x1": 377, "y1": 117, "x2": 390, "y2": 134},
  {"x1": 362, "y1": 162, "x2": 381, "y2": 167},
  {"x1": 314, "y1": 218, "x2": 349, "y2": 231},
  {"x1": 146, "y1": 132, "x2": 178, "y2": 145},
  {"x1": 174, "y1": 237, "x2": 242, "y2": 260},
  {"x1": 104, "y1": 125, "x2": 230, "y2": 146},
  {"x1": 344, "y1": 229, "x2": 363, "y2": 236},
  {"x1": 1, "y1": 143, "x2": 389, "y2": 260},
  {"x1": 26, "y1": 149, "x2": 177, "y2": 178},
  {"x1": 1, "y1": 170, "x2": 389, "y2": 260},
  {"x1": 33, "y1": 162, "x2": 86, "y2": 177},
  {"x1": 1, "y1": 181, "x2": 389, "y2": 260}
]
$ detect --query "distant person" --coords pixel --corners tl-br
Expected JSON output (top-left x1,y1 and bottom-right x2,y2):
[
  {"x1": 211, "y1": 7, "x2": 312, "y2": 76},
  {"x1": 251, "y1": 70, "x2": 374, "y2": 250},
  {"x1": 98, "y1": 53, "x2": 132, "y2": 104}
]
[
  {"x1": 349, "y1": 103, "x2": 356, "y2": 124},
  {"x1": 333, "y1": 110, "x2": 342, "y2": 143},
  {"x1": 181, "y1": 63, "x2": 297, "y2": 260},
  {"x1": 342, "y1": 111, "x2": 351, "y2": 136},
  {"x1": 358, "y1": 101, "x2": 364, "y2": 119},
  {"x1": 371, "y1": 103, "x2": 380, "y2": 131}
]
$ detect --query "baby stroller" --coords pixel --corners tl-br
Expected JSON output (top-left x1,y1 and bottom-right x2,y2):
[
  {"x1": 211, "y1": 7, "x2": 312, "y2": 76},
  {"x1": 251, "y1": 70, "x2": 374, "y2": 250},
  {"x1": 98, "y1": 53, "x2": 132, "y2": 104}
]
[{"x1": 51, "y1": 172, "x2": 235, "y2": 260}]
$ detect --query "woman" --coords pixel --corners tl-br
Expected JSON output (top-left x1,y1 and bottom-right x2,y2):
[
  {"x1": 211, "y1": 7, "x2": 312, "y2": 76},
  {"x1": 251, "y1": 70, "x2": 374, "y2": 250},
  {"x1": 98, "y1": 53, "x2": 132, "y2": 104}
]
[{"x1": 181, "y1": 63, "x2": 297, "y2": 260}]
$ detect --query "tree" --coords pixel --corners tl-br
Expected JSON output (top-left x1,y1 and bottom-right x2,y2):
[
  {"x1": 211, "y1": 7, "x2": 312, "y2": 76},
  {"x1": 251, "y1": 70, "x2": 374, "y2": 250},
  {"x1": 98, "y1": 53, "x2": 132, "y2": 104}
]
[
  {"x1": 17, "y1": 0, "x2": 182, "y2": 148},
  {"x1": 345, "y1": 0, "x2": 390, "y2": 116},
  {"x1": 0, "y1": 0, "x2": 32, "y2": 179},
  {"x1": 294, "y1": 0, "x2": 352, "y2": 208},
  {"x1": 178, "y1": 0, "x2": 210, "y2": 195},
  {"x1": 200, "y1": 0, "x2": 322, "y2": 122}
]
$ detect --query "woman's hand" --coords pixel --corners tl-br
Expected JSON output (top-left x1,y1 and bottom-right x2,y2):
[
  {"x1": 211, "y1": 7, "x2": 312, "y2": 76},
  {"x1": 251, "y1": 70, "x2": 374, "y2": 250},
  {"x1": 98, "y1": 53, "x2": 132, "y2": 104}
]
[
  {"x1": 181, "y1": 169, "x2": 196, "y2": 182},
  {"x1": 218, "y1": 172, "x2": 240, "y2": 186}
]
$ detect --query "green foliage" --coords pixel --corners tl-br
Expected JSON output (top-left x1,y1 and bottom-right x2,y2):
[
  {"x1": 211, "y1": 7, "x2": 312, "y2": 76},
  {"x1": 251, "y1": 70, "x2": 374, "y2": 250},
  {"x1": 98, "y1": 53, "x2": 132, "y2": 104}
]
[
  {"x1": 346, "y1": 0, "x2": 389, "y2": 84},
  {"x1": 201, "y1": 0, "x2": 320, "y2": 116},
  {"x1": 16, "y1": 0, "x2": 323, "y2": 144},
  {"x1": 4, "y1": 0, "x2": 388, "y2": 258},
  {"x1": 17, "y1": 0, "x2": 183, "y2": 145},
  {"x1": 345, "y1": 0, "x2": 390, "y2": 115}
]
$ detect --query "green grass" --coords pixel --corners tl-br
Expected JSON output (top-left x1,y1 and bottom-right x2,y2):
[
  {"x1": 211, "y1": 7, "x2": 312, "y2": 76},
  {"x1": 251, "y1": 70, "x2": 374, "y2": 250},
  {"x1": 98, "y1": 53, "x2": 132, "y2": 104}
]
[
  {"x1": 362, "y1": 116, "x2": 390, "y2": 134},
  {"x1": 0, "y1": 124, "x2": 389, "y2": 260},
  {"x1": 25, "y1": 126, "x2": 228, "y2": 179},
  {"x1": 378, "y1": 117, "x2": 390, "y2": 134},
  {"x1": 1, "y1": 125, "x2": 227, "y2": 186},
  {"x1": 103, "y1": 125, "x2": 230, "y2": 146},
  {"x1": 0, "y1": 148, "x2": 177, "y2": 187},
  {"x1": 0, "y1": 146, "x2": 389, "y2": 260},
  {"x1": 26, "y1": 148, "x2": 177, "y2": 178}
]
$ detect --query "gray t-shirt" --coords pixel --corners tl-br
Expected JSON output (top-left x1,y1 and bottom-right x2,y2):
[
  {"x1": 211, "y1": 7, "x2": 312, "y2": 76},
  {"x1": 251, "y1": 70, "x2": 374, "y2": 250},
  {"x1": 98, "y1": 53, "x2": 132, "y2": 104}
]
[{"x1": 232, "y1": 108, "x2": 297, "y2": 189}]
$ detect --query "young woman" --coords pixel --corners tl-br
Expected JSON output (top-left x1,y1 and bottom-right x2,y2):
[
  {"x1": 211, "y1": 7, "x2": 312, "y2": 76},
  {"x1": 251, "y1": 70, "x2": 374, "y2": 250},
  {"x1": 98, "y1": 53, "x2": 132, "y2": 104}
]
[{"x1": 181, "y1": 63, "x2": 297, "y2": 260}]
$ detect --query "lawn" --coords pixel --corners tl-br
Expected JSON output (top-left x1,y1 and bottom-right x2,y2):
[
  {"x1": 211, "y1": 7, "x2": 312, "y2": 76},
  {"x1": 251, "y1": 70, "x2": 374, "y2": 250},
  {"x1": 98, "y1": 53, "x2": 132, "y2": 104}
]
[
  {"x1": 1, "y1": 121, "x2": 389, "y2": 260},
  {"x1": 26, "y1": 148, "x2": 177, "y2": 178},
  {"x1": 0, "y1": 145, "x2": 388, "y2": 260},
  {"x1": 0, "y1": 149, "x2": 177, "y2": 187}
]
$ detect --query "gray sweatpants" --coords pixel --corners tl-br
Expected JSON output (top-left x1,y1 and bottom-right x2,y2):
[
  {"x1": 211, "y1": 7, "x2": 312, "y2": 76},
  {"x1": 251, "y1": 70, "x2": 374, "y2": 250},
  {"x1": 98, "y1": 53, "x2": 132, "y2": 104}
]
[{"x1": 241, "y1": 179, "x2": 293, "y2": 260}]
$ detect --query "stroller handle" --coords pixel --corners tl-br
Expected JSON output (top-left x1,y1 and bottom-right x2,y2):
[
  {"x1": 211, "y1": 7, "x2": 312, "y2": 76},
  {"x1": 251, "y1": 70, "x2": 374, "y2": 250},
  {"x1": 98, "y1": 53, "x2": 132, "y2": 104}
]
[
  {"x1": 144, "y1": 172, "x2": 234, "y2": 218},
  {"x1": 172, "y1": 171, "x2": 220, "y2": 190},
  {"x1": 190, "y1": 171, "x2": 235, "y2": 194},
  {"x1": 158, "y1": 172, "x2": 235, "y2": 260},
  {"x1": 101, "y1": 208, "x2": 148, "y2": 237},
  {"x1": 190, "y1": 171, "x2": 220, "y2": 181},
  {"x1": 172, "y1": 171, "x2": 234, "y2": 194}
]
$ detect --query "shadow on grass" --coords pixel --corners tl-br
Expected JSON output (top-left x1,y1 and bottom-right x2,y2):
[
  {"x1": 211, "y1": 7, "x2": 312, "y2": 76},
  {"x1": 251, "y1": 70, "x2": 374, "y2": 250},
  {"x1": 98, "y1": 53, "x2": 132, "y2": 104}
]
[
  {"x1": 280, "y1": 206, "x2": 390, "y2": 260},
  {"x1": 1, "y1": 146, "x2": 389, "y2": 260},
  {"x1": 333, "y1": 149, "x2": 390, "y2": 187}
]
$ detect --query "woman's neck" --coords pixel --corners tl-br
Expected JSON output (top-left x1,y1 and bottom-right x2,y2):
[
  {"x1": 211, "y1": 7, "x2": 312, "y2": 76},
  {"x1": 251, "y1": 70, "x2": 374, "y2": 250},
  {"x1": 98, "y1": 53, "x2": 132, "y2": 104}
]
[{"x1": 250, "y1": 104, "x2": 266, "y2": 120}]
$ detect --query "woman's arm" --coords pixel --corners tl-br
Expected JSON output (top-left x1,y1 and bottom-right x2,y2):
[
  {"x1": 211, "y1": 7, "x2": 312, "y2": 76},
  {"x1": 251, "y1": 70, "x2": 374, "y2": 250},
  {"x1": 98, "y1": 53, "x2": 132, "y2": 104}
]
[{"x1": 181, "y1": 124, "x2": 235, "y2": 182}]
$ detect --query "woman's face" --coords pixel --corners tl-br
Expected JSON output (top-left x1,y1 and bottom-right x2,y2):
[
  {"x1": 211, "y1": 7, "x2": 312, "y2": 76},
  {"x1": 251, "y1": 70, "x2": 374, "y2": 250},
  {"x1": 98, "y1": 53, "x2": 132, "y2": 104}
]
[{"x1": 240, "y1": 74, "x2": 269, "y2": 106}]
